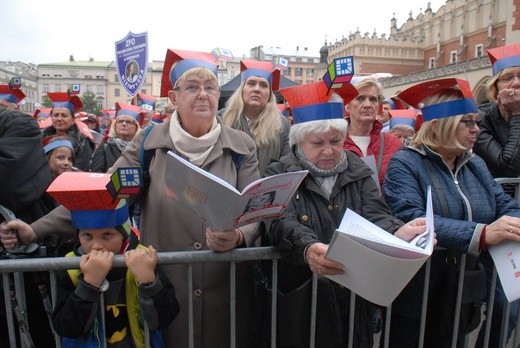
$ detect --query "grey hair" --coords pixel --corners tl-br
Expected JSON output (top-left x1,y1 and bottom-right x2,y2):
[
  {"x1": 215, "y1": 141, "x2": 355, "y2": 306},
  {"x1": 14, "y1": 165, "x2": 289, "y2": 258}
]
[{"x1": 289, "y1": 118, "x2": 348, "y2": 147}]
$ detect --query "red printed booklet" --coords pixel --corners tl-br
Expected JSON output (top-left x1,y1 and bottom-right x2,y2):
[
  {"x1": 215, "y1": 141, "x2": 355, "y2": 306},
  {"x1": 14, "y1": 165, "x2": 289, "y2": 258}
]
[{"x1": 164, "y1": 151, "x2": 308, "y2": 231}]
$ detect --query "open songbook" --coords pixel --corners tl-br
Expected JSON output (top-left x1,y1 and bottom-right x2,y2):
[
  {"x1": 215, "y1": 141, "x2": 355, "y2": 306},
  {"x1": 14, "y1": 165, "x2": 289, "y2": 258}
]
[
  {"x1": 164, "y1": 151, "x2": 308, "y2": 231},
  {"x1": 325, "y1": 186, "x2": 434, "y2": 306}
]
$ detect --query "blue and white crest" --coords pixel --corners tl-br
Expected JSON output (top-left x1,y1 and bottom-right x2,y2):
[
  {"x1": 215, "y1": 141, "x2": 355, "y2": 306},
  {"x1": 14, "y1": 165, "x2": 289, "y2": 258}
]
[{"x1": 115, "y1": 31, "x2": 148, "y2": 97}]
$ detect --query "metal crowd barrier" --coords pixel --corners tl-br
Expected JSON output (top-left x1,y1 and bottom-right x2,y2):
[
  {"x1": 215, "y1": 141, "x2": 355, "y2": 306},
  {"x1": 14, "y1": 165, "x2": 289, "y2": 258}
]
[
  {"x1": 1, "y1": 246, "x2": 519, "y2": 348},
  {"x1": 1, "y1": 177, "x2": 519, "y2": 348}
]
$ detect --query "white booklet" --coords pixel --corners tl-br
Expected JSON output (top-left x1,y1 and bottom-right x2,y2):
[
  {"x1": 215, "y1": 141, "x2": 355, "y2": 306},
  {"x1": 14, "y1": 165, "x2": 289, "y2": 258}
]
[
  {"x1": 325, "y1": 186, "x2": 434, "y2": 306},
  {"x1": 164, "y1": 151, "x2": 308, "y2": 231},
  {"x1": 489, "y1": 239, "x2": 520, "y2": 302}
]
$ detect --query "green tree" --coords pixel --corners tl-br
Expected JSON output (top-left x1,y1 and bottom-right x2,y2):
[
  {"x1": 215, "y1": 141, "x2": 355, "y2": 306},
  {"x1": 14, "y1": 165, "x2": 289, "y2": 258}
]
[
  {"x1": 41, "y1": 95, "x2": 52, "y2": 108},
  {"x1": 81, "y1": 91, "x2": 101, "y2": 115}
]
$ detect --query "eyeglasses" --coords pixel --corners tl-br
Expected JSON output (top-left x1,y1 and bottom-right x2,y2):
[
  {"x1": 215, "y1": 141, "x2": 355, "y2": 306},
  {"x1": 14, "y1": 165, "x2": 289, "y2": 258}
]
[
  {"x1": 173, "y1": 84, "x2": 220, "y2": 96},
  {"x1": 459, "y1": 119, "x2": 481, "y2": 128},
  {"x1": 498, "y1": 74, "x2": 520, "y2": 83},
  {"x1": 116, "y1": 119, "x2": 136, "y2": 125}
]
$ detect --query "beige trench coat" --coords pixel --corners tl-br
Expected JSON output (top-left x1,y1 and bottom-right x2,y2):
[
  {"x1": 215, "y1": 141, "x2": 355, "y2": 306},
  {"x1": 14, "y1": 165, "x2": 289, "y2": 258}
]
[{"x1": 111, "y1": 116, "x2": 261, "y2": 347}]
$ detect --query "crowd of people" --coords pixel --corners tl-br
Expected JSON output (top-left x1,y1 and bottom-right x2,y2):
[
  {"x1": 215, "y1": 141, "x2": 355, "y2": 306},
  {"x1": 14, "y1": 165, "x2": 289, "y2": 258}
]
[{"x1": 0, "y1": 42, "x2": 520, "y2": 347}]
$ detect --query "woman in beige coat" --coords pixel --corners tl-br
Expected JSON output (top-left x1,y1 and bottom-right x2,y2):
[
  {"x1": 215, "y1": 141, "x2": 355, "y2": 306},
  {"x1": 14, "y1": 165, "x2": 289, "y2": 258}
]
[{"x1": 1, "y1": 49, "x2": 260, "y2": 348}]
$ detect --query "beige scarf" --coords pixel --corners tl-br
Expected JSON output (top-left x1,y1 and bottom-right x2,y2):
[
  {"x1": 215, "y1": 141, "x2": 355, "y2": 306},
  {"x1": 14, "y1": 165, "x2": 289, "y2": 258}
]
[{"x1": 169, "y1": 111, "x2": 221, "y2": 166}]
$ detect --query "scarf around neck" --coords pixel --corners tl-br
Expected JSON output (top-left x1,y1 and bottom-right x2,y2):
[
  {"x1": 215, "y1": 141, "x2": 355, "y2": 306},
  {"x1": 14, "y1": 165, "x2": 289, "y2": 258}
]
[
  {"x1": 169, "y1": 111, "x2": 221, "y2": 166},
  {"x1": 296, "y1": 147, "x2": 349, "y2": 199}
]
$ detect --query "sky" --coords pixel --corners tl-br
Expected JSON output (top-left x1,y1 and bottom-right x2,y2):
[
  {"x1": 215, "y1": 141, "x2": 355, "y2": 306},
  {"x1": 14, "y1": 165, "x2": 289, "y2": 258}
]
[{"x1": 1, "y1": 0, "x2": 448, "y2": 65}]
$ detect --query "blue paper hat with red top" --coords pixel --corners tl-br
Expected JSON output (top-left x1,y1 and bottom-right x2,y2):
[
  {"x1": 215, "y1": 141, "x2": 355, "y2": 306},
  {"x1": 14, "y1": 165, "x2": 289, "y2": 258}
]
[
  {"x1": 115, "y1": 102, "x2": 143, "y2": 125},
  {"x1": 160, "y1": 49, "x2": 219, "y2": 97},
  {"x1": 279, "y1": 81, "x2": 358, "y2": 124},
  {"x1": 383, "y1": 96, "x2": 405, "y2": 110},
  {"x1": 46, "y1": 169, "x2": 142, "y2": 230},
  {"x1": 0, "y1": 81, "x2": 25, "y2": 104},
  {"x1": 279, "y1": 57, "x2": 357, "y2": 124},
  {"x1": 134, "y1": 92, "x2": 157, "y2": 111},
  {"x1": 396, "y1": 78, "x2": 477, "y2": 122},
  {"x1": 47, "y1": 92, "x2": 83, "y2": 113},
  {"x1": 388, "y1": 109, "x2": 417, "y2": 128},
  {"x1": 240, "y1": 59, "x2": 281, "y2": 91},
  {"x1": 488, "y1": 43, "x2": 520, "y2": 76}
]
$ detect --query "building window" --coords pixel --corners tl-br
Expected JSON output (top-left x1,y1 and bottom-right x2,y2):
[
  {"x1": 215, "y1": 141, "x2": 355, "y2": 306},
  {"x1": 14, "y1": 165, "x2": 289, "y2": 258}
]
[
  {"x1": 141, "y1": 89, "x2": 147, "y2": 94},
  {"x1": 306, "y1": 68, "x2": 314, "y2": 77},
  {"x1": 115, "y1": 88, "x2": 120, "y2": 97},
  {"x1": 114, "y1": 74, "x2": 119, "y2": 82},
  {"x1": 475, "y1": 44, "x2": 484, "y2": 58},
  {"x1": 97, "y1": 100, "x2": 103, "y2": 109},
  {"x1": 450, "y1": 51, "x2": 458, "y2": 64},
  {"x1": 55, "y1": 84, "x2": 61, "y2": 92},
  {"x1": 429, "y1": 57, "x2": 436, "y2": 69},
  {"x1": 43, "y1": 84, "x2": 49, "y2": 92},
  {"x1": 294, "y1": 68, "x2": 303, "y2": 77},
  {"x1": 287, "y1": 67, "x2": 292, "y2": 75}
]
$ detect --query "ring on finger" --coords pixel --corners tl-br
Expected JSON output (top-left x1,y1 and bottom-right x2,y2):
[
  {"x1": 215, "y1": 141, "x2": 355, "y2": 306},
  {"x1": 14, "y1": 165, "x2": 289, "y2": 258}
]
[{"x1": 317, "y1": 266, "x2": 322, "y2": 273}]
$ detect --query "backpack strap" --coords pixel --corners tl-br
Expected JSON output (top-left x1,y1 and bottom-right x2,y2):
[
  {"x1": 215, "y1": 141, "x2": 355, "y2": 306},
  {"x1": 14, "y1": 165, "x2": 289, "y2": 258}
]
[{"x1": 140, "y1": 125, "x2": 155, "y2": 182}]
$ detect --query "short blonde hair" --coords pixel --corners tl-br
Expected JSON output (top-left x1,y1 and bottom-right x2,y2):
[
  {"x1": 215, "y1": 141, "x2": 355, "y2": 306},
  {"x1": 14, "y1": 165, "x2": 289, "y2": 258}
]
[
  {"x1": 411, "y1": 89, "x2": 473, "y2": 152},
  {"x1": 173, "y1": 67, "x2": 218, "y2": 89},
  {"x1": 352, "y1": 77, "x2": 384, "y2": 103}
]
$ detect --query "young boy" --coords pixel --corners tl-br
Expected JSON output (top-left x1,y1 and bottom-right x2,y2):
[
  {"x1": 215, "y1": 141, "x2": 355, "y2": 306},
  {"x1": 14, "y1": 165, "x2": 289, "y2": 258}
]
[{"x1": 47, "y1": 170, "x2": 179, "y2": 347}]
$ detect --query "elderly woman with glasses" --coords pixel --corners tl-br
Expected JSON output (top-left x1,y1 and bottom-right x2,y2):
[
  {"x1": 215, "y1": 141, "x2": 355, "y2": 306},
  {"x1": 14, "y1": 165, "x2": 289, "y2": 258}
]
[
  {"x1": 1, "y1": 49, "x2": 261, "y2": 348},
  {"x1": 382, "y1": 78, "x2": 520, "y2": 348}
]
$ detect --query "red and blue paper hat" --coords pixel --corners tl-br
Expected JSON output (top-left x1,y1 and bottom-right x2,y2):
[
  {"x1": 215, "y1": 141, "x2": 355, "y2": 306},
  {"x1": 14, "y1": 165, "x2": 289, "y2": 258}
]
[
  {"x1": 396, "y1": 78, "x2": 477, "y2": 122},
  {"x1": 240, "y1": 59, "x2": 281, "y2": 91},
  {"x1": 33, "y1": 108, "x2": 52, "y2": 119},
  {"x1": 384, "y1": 96, "x2": 405, "y2": 110},
  {"x1": 115, "y1": 102, "x2": 143, "y2": 125},
  {"x1": 46, "y1": 169, "x2": 142, "y2": 230},
  {"x1": 47, "y1": 92, "x2": 83, "y2": 113},
  {"x1": 0, "y1": 84, "x2": 25, "y2": 104},
  {"x1": 161, "y1": 49, "x2": 219, "y2": 97},
  {"x1": 279, "y1": 81, "x2": 358, "y2": 124},
  {"x1": 488, "y1": 43, "x2": 520, "y2": 76},
  {"x1": 100, "y1": 109, "x2": 116, "y2": 118},
  {"x1": 388, "y1": 109, "x2": 417, "y2": 128},
  {"x1": 134, "y1": 92, "x2": 157, "y2": 111}
]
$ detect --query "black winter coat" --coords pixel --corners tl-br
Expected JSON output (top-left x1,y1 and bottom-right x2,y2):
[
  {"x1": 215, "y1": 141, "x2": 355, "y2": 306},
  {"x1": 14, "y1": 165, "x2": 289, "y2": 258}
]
[
  {"x1": 262, "y1": 149, "x2": 404, "y2": 348},
  {"x1": 474, "y1": 102, "x2": 520, "y2": 177}
]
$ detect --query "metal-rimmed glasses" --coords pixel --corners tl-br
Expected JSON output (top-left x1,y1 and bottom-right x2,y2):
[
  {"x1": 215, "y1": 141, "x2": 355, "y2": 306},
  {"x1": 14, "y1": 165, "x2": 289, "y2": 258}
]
[
  {"x1": 459, "y1": 119, "x2": 481, "y2": 128},
  {"x1": 498, "y1": 74, "x2": 520, "y2": 83},
  {"x1": 173, "y1": 84, "x2": 220, "y2": 95}
]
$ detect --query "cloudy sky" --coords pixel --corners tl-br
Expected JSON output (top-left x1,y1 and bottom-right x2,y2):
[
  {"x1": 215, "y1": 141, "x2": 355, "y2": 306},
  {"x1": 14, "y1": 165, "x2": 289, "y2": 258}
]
[{"x1": 2, "y1": 0, "x2": 447, "y2": 64}]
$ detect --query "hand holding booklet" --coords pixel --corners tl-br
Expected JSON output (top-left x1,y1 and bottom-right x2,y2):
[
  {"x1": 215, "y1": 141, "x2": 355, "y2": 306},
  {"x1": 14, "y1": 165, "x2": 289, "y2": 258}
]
[
  {"x1": 325, "y1": 186, "x2": 434, "y2": 306},
  {"x1": 164, "y1": 151, "x2": 308, "y2": 231}
]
